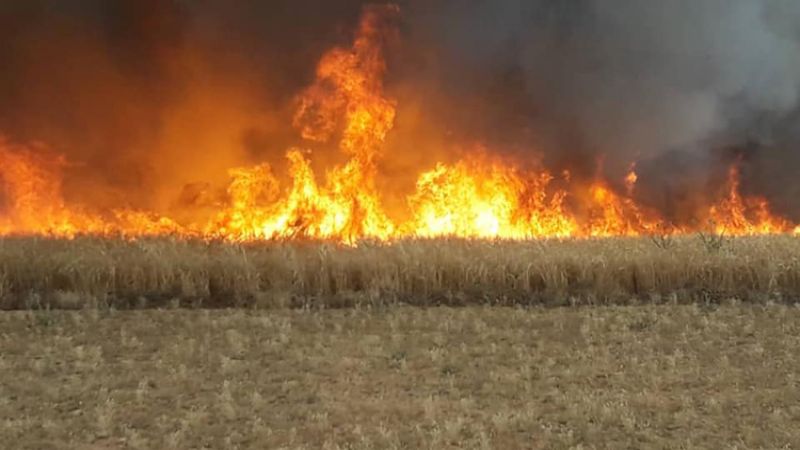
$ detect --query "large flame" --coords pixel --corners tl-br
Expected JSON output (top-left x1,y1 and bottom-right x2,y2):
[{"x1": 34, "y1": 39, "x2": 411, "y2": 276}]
[
  {"x1": 210, "y1": 5, "x2": 398, "y2": 244},
  {"x1": 0, "y1": 5, "x2": 797, "y2": 243},
  {"x1": 407, "y1": 155, "x2": 578, "y2": 239}
]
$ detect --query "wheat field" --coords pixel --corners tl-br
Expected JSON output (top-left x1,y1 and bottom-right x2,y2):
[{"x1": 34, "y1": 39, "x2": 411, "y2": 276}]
[
  {"x1": 3, "y1": 236, "x2": 800, "y2": 448},
  {"x1": 0, "y1": 234, "x2": 799, "y2": 310}
]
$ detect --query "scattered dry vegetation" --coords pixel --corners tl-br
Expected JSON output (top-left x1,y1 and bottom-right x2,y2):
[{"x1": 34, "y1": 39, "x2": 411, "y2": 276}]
[
  {"x1": 1, "y1": 235, "x2": 800, "y2": 309},
  {"x1": 2, "y1": 305, "x2": 800, "y2": 449}
]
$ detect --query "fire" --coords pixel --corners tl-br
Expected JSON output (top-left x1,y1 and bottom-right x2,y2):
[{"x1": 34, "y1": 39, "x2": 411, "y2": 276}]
[
  {"x1": 206, "y1": 163, "x2": 281, "y2": 239},
  {"x1": 0, "y1": 139, "x2": 184, "y2": 238},
  {"x1": 0, "y1": 141, "x2": 102, "y2": 237},
  {"x1": 294, "y1": 4, "x2": 398, "y2": 162},
  {"x1": 408, "y1": 156, "x2": 578, "y2": 239},
  {"x1": 0, "y1": 5, "x2": 798, "y2": 244},
  {"x1": 624, "y1": 165, "x2": 638, "y2": 195},
  {"x1": 586, "y1": 183, "x2": 659, "y2": 237},
  {"x1": 707, "y1": 164, "x2": 791, "y2": 236},
  {"x1": 583, "y1": 165, "x2": 667, "y2": 237},
  {"x1": 211, "y1": 4, "x2": 398, "y2": 244}
]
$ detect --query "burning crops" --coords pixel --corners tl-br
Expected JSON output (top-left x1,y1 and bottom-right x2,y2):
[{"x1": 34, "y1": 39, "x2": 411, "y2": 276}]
[{"x1": 1, "y1": 5, "x2": 799, "y2": 244}]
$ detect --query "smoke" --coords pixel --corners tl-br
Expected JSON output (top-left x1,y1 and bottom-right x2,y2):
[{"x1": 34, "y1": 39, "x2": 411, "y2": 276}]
[
  {"x1": 1, "y1": 0, "x2": 800, "y2": 218},
  {"x1": 400, "y1": 0, "x2": 800, "y2": 217}
]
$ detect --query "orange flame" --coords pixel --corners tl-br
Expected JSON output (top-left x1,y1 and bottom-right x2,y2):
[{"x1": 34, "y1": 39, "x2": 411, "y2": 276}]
[
  {"x1": 407, "y1": 155, "x2": 578, "y2": 239},
  {"x1": 708, "y1": 164, "x2": 790, "y2": 236},
  {"x1": 0, "y1": 139, "x2": 183, "y2": 238},
  {"x1": 624, "y1": 164, "x2": 638, "y2": 196},
  {"x1": 209, "y1": 5, "x2": 398, "y2": 244},
  {"x1": 0, "y1": 5, "x2": 797, "y2": 243},
  {"x1": 0, "y1": 141, "x2": 101, "y2": 237}
]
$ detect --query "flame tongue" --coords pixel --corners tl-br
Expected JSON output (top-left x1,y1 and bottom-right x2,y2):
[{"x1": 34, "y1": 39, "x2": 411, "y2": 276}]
[
  {"x1": 211, "y1": 5, "x2": 398, "y2": 243},
  {"x1": 0, "y1": 5, "x2": 797, "y2": 243},
  {"x1": 708, "y1": 164, "x2": 790, "y2": 235},
  {"x1": 0, "y1": 142, "x2": 99, "y2": 236}
]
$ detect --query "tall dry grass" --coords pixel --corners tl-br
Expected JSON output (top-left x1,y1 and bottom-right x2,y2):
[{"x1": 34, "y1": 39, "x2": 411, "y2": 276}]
[{"x1": 1, "y1": 235, "x2": 799, "y2": 309}]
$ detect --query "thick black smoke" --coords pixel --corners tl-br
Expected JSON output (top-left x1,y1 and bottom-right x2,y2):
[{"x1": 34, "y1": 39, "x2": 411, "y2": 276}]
[{"x1": 1, "y1": 1, "x2": 799, "y2": 218}]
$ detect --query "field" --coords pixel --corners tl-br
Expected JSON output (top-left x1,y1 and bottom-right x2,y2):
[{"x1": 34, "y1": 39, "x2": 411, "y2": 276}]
[
  {"x1": 2, "y1": 305, "x2": 800, "y2": 449},
  {"x1": 1, "y1": 235, "x2": 800, "y2": 309},
  {"x1": 2, "y1": 236, "x2": 800, "y2": 449}
]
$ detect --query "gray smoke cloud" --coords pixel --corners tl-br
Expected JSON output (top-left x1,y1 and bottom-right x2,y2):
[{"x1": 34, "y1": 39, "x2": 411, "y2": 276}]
[
  {"x1": 402, "y1": 0, "x2": 800, "y2": 218},
  {"x1": 1, "y1": 0, "x2": 800, "y2": 219},
  {"x1": 423, "y1": 1, "x2": 800, "y2": 142}
]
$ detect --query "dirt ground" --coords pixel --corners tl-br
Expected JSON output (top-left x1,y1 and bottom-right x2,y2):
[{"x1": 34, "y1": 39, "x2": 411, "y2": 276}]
[{"x1": 2, "y1": 304, "x2": 799, "y2": 449}]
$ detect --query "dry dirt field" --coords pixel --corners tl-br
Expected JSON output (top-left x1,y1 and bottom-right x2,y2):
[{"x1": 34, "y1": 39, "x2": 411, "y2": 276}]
[{"x1": 2, "y1": 304, "x2": 800, "y2": 449}]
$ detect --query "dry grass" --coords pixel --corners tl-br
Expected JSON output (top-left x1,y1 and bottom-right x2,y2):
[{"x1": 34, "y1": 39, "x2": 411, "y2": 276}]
[
  {"x1": 2, "y1": 305, "x2": 800, "y2": 449},
  {"x1": 1, "y1": 235, "x2": 800, "y2": 309},
  {"x1": 4, "y1": 236, "x2": 800, "y2": 448}
]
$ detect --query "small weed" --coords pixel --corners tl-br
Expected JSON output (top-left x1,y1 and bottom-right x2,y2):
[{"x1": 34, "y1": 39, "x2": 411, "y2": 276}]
[
  {"x1": 28, "y1": 303, "x2": 58, "y2": 329},
  {"x1": 389, "y1": 350, "x2": 407, "y2": 369},
  {"x1": 441, "y1": 365, "x2": 459, "y2": 376},
  {"x1": 698, "y1": 229, "x2": 729, "y2": 254},
  {"x1": 650, "y1": 233, "x2": 676, "y2": 250}
]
